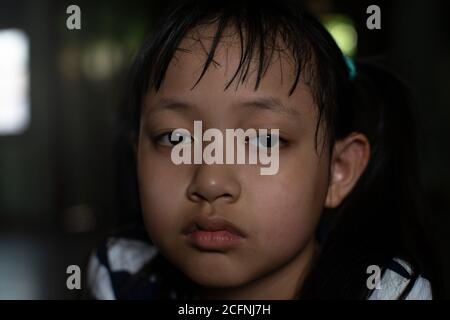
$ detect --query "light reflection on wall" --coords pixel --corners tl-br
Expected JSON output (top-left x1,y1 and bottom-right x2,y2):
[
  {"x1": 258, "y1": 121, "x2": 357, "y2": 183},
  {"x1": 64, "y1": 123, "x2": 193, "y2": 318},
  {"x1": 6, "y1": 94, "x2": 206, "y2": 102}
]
[
  {"x1": 0, "y1": 29, "x2": 30, "y2": 135},
  {"x1": 59, "y1": 40, "x2": 125, "y2": 82},
  {"x1": 81, "y1": 40, "x2": 124, "y2": 81},
  {"x1": 322, "y1": 14, "x2": 358, "y2": 57},
  {"x1": 0, "y1": 234, "x2": 44, "y2": 299}
]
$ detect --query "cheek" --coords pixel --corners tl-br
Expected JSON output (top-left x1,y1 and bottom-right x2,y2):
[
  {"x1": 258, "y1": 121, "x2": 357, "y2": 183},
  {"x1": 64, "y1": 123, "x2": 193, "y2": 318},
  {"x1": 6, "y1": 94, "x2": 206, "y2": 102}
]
[
  {"x1": 137, "y1": 149, "x2": 188, "y2": 244},
  {"x1": 248, "y1": 154, "x2": 329, "y2": 254}
]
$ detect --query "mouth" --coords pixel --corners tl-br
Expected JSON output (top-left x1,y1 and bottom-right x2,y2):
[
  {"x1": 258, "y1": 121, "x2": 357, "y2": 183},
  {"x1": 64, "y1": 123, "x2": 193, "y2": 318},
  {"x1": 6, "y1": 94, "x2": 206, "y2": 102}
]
[{"x1": 182, "y1": 215, "x2": 246, "y2": 251}]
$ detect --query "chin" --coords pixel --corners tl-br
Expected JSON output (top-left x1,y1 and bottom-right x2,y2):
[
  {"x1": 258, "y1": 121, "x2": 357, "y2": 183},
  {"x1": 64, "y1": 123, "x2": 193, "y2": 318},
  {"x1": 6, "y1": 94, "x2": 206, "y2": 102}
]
[
  {"x1": 187, "y1": 270, "x2": 248, "y2": 288},
  {"x1": 181, "y1": 260, "x2": 251, "y2": 288}
]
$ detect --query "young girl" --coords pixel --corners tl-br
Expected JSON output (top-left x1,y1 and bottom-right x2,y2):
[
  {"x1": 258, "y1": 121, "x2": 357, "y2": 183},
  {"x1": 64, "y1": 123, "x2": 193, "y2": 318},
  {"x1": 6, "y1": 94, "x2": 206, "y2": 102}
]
[{"x1": 86, "y1": 0, "x2": 440, "y2": 299}]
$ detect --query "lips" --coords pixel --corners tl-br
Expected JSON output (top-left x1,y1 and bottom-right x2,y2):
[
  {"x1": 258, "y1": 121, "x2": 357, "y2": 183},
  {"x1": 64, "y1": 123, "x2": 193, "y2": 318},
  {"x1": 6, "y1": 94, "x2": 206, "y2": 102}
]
[
  {"x1": 183, "y1": 215, "x2": 246, "y2": 250},
  {"x1": 183, "y1": 215, "x2": 246, "y2": 236}
]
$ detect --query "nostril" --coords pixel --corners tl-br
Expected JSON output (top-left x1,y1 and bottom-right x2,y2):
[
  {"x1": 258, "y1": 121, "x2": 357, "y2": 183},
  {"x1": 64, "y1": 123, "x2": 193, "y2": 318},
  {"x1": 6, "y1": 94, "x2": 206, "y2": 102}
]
[
  {"x1": 189, "y1": 192, "x2": 207, "y2": 202},
  {"x1": 223, "y1": 193, "x2": 233, "y2": 199},
  {"x1": 187, "y1": 177, "x2": 241, "y2": 203}
]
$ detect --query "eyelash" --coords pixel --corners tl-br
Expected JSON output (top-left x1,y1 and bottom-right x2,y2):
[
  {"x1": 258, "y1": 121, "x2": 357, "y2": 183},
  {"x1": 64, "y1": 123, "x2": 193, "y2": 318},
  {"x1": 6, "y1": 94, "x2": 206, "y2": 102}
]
[
  {"x1": 153, "y1": 130, "x2": 194, "y2": 147},
  {"x1": 152, "y1": 130, "x2": 289, "y2": 149}
]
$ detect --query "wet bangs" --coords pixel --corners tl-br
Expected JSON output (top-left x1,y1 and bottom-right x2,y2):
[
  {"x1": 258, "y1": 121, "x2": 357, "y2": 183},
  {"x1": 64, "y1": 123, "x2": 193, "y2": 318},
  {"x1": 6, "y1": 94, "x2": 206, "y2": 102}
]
[{"x1": 140, "y1": 1, "x2": 318, "y2": 97}]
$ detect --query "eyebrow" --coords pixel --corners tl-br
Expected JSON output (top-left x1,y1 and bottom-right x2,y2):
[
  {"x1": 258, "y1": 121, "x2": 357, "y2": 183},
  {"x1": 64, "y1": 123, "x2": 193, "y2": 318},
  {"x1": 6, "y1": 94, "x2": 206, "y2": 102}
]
[
  {"x1": 236, "y1": 97, "x2": 300, "y2": 117},
  {"x1": 144, "y1": 98, "x2": 195, "y2": 116},
  {"x1": 145, "y1": 96, "x2": 300, "y2": 117}
]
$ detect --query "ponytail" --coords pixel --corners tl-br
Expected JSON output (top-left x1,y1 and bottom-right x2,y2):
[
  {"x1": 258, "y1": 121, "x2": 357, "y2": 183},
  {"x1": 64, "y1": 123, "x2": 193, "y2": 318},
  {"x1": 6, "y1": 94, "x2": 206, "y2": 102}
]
[{"x1": 300, "y1": 58, "x2": 442, "y2": 299}]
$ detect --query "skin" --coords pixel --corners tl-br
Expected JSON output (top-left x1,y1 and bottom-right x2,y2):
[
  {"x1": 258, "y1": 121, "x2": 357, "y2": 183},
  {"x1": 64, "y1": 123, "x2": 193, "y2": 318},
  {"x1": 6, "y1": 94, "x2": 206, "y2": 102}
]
[{"x1": 136, "y1": 25, "x2": 370, "y2": 299}]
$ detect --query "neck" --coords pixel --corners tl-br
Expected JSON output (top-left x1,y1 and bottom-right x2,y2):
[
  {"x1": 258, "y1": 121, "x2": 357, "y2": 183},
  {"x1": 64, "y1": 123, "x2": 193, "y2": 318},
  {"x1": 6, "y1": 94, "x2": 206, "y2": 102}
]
[{"x1": 196, "y1": 238, "x2": 319, "y2": 300}]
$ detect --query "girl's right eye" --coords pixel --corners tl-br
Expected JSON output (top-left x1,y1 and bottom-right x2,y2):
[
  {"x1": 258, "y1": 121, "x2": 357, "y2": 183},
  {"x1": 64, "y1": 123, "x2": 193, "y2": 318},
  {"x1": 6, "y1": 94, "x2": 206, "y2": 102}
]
[{"x1": 154, "y1": 129, "x2": 193, "y2": 147}]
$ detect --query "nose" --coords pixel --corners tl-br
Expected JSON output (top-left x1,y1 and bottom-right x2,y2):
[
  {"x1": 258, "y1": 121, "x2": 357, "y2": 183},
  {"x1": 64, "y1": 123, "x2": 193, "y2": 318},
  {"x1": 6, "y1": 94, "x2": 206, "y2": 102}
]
[{"x1": 187, "y1": 164, "x2": 241, "y2": 204}]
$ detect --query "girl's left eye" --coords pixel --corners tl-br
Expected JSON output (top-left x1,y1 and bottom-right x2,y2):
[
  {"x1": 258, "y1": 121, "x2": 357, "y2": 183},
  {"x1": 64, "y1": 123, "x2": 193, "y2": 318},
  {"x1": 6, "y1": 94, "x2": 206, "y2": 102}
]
[
  {"x1": 154, "y1": 129, "x2": 193, "y2": 147},
  {"x1": 247, "y1": 133, "x2": 285, "y2": 149}
]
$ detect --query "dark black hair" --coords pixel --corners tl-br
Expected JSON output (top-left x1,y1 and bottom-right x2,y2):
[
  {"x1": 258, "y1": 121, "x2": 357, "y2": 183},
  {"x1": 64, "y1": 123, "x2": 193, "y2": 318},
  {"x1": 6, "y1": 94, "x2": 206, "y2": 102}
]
[{"x1": 115, "y1": 0, "x2": 442, "y2": 299}]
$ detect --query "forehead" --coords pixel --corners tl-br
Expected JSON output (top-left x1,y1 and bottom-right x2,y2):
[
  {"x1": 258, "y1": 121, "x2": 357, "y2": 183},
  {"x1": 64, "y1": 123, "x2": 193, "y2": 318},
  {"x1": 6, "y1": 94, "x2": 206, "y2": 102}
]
[{"x1": 144, "y1": 24, "x2": 317, "y2": 119}]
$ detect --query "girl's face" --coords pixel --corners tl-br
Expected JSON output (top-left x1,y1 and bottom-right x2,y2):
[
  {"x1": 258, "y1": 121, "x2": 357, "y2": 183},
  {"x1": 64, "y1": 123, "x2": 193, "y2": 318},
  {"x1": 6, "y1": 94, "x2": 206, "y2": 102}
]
[{"x1": 137, "y1": 27, "x2": 331, "y2": 297}]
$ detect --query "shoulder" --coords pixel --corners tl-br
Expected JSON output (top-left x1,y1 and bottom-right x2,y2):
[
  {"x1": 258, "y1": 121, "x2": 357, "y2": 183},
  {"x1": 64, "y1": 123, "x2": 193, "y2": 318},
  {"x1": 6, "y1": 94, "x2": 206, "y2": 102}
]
[
  {"x1": 86, "y1": 227, "x2": 159, "y2": 300},
  {"x1": 368, "y1": 257, "x2": 432, "y2": 300}
]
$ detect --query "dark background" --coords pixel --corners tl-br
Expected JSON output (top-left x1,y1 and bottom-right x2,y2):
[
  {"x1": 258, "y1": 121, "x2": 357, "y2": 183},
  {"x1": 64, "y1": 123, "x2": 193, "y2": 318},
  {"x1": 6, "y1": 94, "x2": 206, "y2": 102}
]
[{"x1": 0, "y1": 0, "x2": 449, "y2": 299}]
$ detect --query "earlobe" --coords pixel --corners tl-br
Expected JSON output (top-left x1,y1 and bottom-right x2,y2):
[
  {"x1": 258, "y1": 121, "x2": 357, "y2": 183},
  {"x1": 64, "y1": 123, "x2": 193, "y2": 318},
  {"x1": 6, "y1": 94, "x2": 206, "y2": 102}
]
[{"x1": 325, "y1": 132, "x2": 370, "y2": 208}]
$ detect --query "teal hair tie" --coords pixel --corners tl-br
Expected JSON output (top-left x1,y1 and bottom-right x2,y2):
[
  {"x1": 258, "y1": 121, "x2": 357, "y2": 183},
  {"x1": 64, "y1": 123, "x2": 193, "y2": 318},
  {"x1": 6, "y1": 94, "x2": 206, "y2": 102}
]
[{"x1": 344, "y1": 56, "x2": 356, "y2": 80}]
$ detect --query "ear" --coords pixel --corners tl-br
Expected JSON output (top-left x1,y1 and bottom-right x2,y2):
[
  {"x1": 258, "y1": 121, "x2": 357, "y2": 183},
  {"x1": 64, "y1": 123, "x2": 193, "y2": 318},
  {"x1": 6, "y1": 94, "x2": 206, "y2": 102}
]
[{"x1": 325, "y1": 132, "x2": 370, "y2": 208}]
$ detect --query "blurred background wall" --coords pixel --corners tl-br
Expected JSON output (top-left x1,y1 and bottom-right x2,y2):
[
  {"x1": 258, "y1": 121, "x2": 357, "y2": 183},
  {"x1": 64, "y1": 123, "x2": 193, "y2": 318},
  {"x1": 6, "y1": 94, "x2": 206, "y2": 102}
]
[{"x1": 0, "y1": 0, "x2": 449, "y2": 299}]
